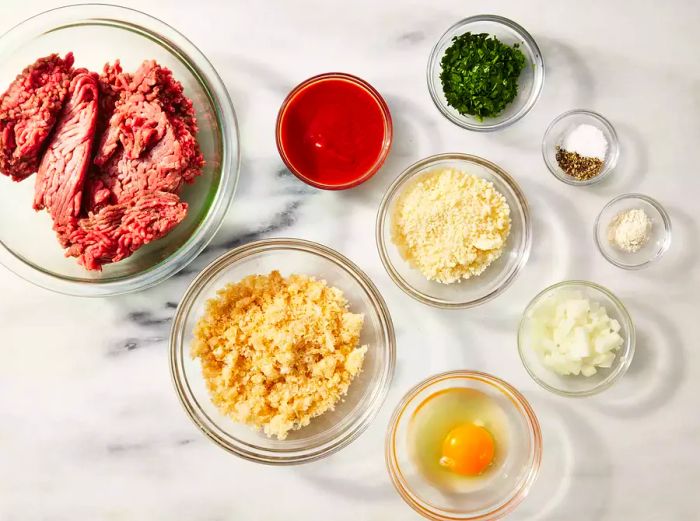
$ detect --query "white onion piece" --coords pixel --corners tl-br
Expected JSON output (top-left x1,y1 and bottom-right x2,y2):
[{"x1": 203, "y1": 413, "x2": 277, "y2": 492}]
[{"x1": 527, "y1": 291, "x2": 624, "y2": 376}]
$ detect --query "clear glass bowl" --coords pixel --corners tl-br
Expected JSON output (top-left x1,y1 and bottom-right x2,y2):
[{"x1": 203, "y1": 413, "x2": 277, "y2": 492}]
[
  {"x1": 427, "y1": 15, "x2": 544, "y2": 132},
  {"x1": 542, "y1": 110, "x2": 619, "y2": 186},
  {"x1": 376, "y1": 153, "x2": 532, "y2": 308},
  {"x1": 0, "y1": 4, "x2": 239, "y2": 296},
  {"x1": 170, "y1": 238, "x2": 396, "y2": 464},
  {"x1": 386, "y1": 371, "x2": 542, "y2": 521},
  {"x1": 594, "y1": 193, "x2": 671, "y2": 269},
  {"x1": 276, "y1": 72, "x2": 393, "y2": 190},
  {"x1": 518, "y1": 281, "x2": 636, "y2": 397}
]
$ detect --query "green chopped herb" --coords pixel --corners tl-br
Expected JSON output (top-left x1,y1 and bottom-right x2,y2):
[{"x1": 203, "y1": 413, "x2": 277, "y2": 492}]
[{"x1": 439, "y1": 32, "x2": 526, "y2": 120}]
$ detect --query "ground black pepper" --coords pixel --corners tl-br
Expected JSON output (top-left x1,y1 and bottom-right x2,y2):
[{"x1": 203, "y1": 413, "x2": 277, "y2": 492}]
[{"x1": 555, "y1": 146, "x2": 604, "y2": 181}]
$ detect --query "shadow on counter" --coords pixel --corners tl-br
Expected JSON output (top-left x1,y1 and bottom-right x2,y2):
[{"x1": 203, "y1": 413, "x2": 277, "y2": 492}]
[
  {"x1": 516, "y1": 394, "x2": 611, "y2": 521},
  {"x1": 590, "y1": 299, "x2": 685, "y2": 417}
]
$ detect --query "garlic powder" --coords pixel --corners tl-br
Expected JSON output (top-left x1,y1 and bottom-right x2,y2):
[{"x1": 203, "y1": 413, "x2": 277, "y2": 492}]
[{"x1": 607, "y1": 208, "x2": 652, "y2": 253}]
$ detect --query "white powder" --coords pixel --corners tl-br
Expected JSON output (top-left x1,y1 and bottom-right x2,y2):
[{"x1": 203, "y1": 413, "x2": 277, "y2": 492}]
[
  {"x1": 607, "y1": 208, "x2": 652, "y2": 253},
  {"x1": 563, "y1": 124, "x2": 608, "y2": 159}
]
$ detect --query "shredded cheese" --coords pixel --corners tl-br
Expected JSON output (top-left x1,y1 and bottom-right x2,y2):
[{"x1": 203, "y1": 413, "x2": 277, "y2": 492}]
[{"x1": 391, "y1": 168, "x2": 511, "y2": 283}]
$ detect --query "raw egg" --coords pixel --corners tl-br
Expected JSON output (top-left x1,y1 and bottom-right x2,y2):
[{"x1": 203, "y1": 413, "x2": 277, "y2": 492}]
[
  {"x1": 408, "y1": 387, "x2": 509, "y2": 492},
  {"x1": 440, "y1": 423, "x2": 495, "y2": 476}
]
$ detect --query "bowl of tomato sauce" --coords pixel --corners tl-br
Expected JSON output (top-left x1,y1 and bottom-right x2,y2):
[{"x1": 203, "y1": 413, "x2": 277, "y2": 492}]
[{"x1": 276, "y1": 73, "x2": 393, "y2": 190}]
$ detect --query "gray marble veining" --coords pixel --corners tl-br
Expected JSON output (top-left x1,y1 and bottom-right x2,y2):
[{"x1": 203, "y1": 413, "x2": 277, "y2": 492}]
[{"x1": 1, "y1": 1, "x2": 699, "y2": 520}]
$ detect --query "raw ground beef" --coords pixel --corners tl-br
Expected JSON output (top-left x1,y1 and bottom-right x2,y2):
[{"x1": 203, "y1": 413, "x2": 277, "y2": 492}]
[
  {"x1": 88, "y1": 119, "x2": 201, "y2": 211},
  {"x1": 71, "y1": 60, "x2": 204, "y2": 269},
  {"x1": 96, "y1": 60, "x2": 131, "y2": 136},
  {"x1": 87, "y1": 60, "x2": 204, "y2": 212},
  {"x1": 33, "y1": 70, "x2": 99, "y2": 244},
  {"x1": 0, "y1": 53, "x2": 74, "y2": 181},
  {"x1": 1, "y1": 54, "x2": 203, "y2": 271},
  {"x1": 64, "y1": 191, "x2": 187, "y2": 271}
]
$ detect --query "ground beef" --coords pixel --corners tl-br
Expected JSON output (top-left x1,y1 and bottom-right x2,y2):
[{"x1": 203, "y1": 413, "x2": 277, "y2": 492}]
[
  {"x1": 64, "y1": 191, "x2": 187, "y2": 271},
  {"x1": 93, "y1": 60, "x2": 200, "y2": 166},
  {"x1": 74, "y1": 60, "x2": 202, "y2": 269},
  {"x1": 33, "y1": 70, "x2": 99, "y2": 244},
  {"x1": 87, "y1": 117, "x2": 201, "y2": 212},
  {"x1": 81, "y1": 61, "x2": 132, "y2": 213},
  {"x1": 96, "y1": 60, "x2": 131, "y2": 135},
  {"x1": 2, "y1": 54, "x2": 202, "y2": 271},
  {"x1": 87, "y1": 60, "x2": 204, "y2": 212},
  {"x1": 0, "y1": 53, "x2": 74, "y2": 181}
]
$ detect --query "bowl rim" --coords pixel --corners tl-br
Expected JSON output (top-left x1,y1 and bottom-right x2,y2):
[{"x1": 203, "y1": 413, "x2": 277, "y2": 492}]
[
  {"x1": 593, "y1": 193, "x2": 672, "y2": 270},
  {"x1": 426, "y1": 14, "x2": 545, "y2": 132},
  {"x1": 385, "y1": 370, "x2": 543, "y2": 521},
  {"x1": 541, "y1": 109, "x2": 619, "y2": 186},
  {"x1": 0, "y1": 3, "x2": 240, "y2": 296},
  {"x1": 375, "y1": 152, "x2": 532, "y2": 309},
  {"x1": 275, "y1": 71, "x2": 393, "y2": 190},
  {"x1": 169, "y1": 237, "x2": 396, "y2": 465},
  {"x1": 517, "y1": 280, "x2": 636, "y2": 397}
]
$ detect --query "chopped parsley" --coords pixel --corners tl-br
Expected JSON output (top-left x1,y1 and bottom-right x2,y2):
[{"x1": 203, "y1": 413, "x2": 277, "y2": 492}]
[{"x1": 439, "y1": 32, "x2": 526, "y2": 120}]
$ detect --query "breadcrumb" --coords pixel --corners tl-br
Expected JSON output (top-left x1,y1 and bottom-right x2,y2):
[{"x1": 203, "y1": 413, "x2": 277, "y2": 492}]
[
  {"x1": 191, "y1": 271, "x2": 367, "y2": 440},
  {"x1": 391, "y1": 168, "x2": 511, "y2": 283}
]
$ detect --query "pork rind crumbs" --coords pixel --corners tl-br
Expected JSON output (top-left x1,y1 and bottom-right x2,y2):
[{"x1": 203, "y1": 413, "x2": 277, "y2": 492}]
[
  {"x1": 191, "y1": 270, "x2": 368, "y2": 440},
  {"x1": 391, "y1": 168, "x2": 511, "y2": 283}
]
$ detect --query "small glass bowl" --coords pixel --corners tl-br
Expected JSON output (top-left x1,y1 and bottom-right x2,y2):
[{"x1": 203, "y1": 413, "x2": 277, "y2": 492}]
[
  {"x1": 376, "y1": 153, "x2": 532, "y2": 309},
  {"x1": 386, "y1": 371, "x2": 542, "y2": 521},
  {"x1": 0, "y1": 4, "x2": 239, "y2": 296},
  {"x1": 276, "y1": 72, "x2": 393, "y2": 190},
  {"x1": 427, "y1": 15, "x2": 544, "y2": 132},
  {"x1": 542, "y1": 110, "x2": 619, "y2": 186},
  {"x1": 518, "y1": 281, "x2": 636, "y2": 397},
  {"x1": 170, "y1": 238, "x2": 396, "y2": 464},
  {"x1": 594, "y1": 193, "x2": 671, "y2": 270}
]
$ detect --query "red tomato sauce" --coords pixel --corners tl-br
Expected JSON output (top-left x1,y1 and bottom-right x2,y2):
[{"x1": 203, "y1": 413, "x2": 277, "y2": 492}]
[{"x1": 277, "y1": 74, "x2": 391, "y2": 189}]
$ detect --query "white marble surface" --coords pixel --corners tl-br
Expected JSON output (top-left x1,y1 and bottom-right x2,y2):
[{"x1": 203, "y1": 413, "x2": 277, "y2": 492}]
[{"x1": 1, "y1": 1, "x2": 699, "y2": 519}]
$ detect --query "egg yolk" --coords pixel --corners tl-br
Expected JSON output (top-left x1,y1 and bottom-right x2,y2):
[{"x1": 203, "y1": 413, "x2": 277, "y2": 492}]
[{"x1": 439, "y1": 423, "x2": 495, "y2": 476}]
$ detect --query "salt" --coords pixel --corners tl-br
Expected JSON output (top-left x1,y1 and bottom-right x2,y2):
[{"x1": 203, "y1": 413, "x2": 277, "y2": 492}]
[{"x1": 562, "y1": 124, "x2": 608, "y2": 159}]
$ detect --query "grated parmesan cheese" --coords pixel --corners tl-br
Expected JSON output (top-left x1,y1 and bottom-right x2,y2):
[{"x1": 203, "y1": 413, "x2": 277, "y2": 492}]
[{"x1": 390, "y1": 168, "x2": 511, "y2": 283}]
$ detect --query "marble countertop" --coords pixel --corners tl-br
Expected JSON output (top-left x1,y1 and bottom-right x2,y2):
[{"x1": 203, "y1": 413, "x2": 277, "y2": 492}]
[{"x1": 1, "y1": 1, "x2": 699, "y2": 519}]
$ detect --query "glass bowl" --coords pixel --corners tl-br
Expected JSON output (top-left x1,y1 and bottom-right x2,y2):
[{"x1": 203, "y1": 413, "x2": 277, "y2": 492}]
[
  {"x1": 376, "y1": 153, "x2": 532, "y2": 309},
  {"x1": 518, "y1": 281, "x2": 636, "y2": 397},
  {"x1": 386, "y1": 371, "x2": 542, "y2": 521},
  {"x1": 0, "y1": 4, "x2": 239, "y2": 296},
  {"x1": 542, "y1": 110, "x2": 619, "y2": 186},
  {"x1": 427, "y1": 15, "x2": 544, "y2": 132},
  {"x1": 276, "y1": 72, "x2": 393, "y2": 190},
  {"x1": 170, "y1": 238, "x2": 396, "y2": 464},
  {"x1": 594, "y1": 193, "x2": 671, "y2": 270}
]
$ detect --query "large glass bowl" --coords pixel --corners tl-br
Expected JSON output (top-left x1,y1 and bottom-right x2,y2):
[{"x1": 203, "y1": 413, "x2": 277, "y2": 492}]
[
  {"x1": 427, "y1": 15, "x2": 544, "y2": 132},
  {"x1": 0, "y1": 4, "x2": 239, "y2": 296},
  {"x1": 170, "y1": 238, "x2": 396, "y2": 464},
  {"x1": 376, "y1": 153, "x2": 532, "y2": 308},
  {"x1": 386, "y1": 371, "x2": 542, "y2": 521},
  {"x1": 518, "y1": 281, "x2": 636, "y2": 397}
]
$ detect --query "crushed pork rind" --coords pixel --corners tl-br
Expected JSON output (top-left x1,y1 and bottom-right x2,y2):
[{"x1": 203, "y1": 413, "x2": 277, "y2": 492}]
[{"x1": 191, "y1": 270, "x2": 367, "y2": 440}]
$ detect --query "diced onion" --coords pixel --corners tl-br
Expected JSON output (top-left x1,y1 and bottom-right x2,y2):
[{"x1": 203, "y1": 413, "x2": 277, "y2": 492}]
[{"x1": 527, "y1": 291, "x2": 624, "y2": 376}]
